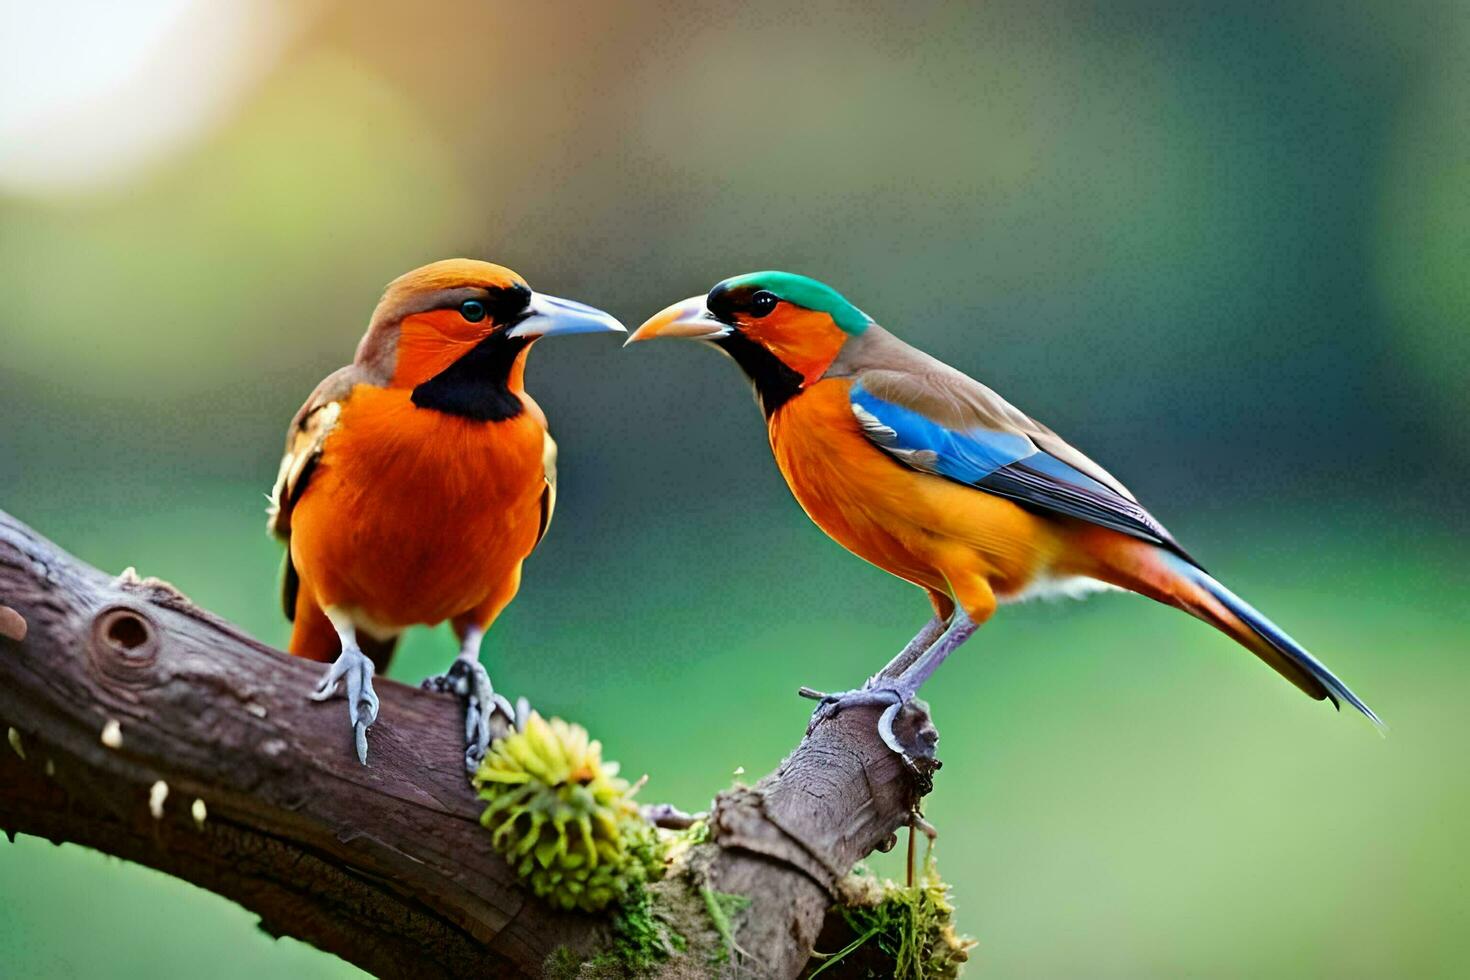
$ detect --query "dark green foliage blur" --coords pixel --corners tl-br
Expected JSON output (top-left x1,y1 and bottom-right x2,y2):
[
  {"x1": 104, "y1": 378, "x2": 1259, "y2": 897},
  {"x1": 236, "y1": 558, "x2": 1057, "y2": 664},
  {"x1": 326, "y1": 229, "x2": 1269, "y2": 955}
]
[{"x1": 1, "y1": 1, "x2": 1465, "y2": 976}]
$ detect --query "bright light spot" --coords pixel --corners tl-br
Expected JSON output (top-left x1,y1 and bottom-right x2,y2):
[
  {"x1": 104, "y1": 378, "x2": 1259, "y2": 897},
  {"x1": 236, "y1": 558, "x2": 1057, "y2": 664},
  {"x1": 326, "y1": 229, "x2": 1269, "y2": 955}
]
[{"x1": 0, "y1": 0, "x2": 299, "y2": 195}]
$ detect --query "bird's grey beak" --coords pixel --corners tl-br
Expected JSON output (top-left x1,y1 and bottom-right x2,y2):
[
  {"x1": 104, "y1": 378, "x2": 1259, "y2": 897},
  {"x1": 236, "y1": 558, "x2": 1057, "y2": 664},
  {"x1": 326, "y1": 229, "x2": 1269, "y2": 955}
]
[
  {"x1": 624, "y1": 296, "x2": 732, "y2": 346},
  {"x1": 506, "y1": 293, "x2": 627, "y2": 339}
]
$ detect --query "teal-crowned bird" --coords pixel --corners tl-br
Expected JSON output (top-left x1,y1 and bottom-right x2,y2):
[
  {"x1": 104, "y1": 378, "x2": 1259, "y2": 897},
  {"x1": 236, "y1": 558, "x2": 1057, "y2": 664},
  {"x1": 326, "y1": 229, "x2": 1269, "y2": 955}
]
[{"x1": 627, "y1": 272, "x2": 1381, "y2": 765}]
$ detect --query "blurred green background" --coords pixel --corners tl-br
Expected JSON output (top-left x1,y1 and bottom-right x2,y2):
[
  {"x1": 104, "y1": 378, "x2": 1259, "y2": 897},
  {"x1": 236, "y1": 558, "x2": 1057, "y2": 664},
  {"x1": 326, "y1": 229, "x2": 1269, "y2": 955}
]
[{"x1": 2, "y1": 0, "x2": 1467, "y2": 976}]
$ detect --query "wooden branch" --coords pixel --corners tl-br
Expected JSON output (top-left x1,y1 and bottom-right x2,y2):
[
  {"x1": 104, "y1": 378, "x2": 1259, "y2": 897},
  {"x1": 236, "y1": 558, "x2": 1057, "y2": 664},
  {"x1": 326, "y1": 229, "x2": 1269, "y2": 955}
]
[{"x1": 0, "y1": 509, "x2": 934, "y2": 978}]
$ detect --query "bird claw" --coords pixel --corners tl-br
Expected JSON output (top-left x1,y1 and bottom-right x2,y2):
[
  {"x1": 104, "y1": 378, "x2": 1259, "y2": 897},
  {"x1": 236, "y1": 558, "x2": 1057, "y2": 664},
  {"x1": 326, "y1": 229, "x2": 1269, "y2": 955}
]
[
  {"x1": 422, "y1": 655, "x2": 515, "y2": 773},
  {"x1": 801, "y1": 684, "x2": 905, "y2": 737},
  {"x1": 801, "y1": 683, "x2": 939, "y2": 789},
  {"x1": 310, "y1": 647, "x2": 379, "y2": 765}
]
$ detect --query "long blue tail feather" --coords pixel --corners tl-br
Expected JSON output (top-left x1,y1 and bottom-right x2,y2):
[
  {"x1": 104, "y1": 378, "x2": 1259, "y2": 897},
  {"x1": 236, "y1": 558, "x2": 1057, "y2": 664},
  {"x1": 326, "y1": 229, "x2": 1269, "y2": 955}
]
[{"x1": 1180, "y1": 562, "x2": 1384, "y2": 731}]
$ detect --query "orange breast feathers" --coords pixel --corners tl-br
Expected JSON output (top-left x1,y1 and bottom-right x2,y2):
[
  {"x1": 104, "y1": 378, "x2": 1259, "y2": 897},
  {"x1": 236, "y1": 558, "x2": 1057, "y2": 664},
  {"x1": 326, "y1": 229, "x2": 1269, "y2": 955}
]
[
  {"x1": 287, "y1": 384, "x2": 551, "y2": 631},
  {"x1": 766, "y1": 379, "x2": 1068, "y2": 611}
]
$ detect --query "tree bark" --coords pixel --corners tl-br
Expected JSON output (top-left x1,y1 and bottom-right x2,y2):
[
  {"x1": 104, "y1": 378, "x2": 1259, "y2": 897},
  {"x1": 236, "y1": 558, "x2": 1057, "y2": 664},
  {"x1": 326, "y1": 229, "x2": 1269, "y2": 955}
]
[{"x1": 0, "y1": 510, "x2": 934, "y2": 978}]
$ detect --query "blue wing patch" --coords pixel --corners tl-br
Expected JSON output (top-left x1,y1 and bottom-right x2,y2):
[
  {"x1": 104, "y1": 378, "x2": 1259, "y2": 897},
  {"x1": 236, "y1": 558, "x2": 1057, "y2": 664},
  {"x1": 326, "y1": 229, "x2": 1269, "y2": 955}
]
[
  {"x1": 849, "y1": 380, "x2": 1194, "y2": 562},
  {"x1": 849, "y1": 382, "x2": 1035, "y2": 483},
  {"x1": 1006, "y1": 445, "x2": 1117, "y2": 498}
]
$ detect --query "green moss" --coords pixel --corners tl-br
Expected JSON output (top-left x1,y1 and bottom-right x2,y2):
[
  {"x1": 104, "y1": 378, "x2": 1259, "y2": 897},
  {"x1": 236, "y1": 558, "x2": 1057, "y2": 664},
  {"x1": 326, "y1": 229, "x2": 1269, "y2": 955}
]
[
  {"x1": 544, "y1": 945, "x2": 586, "y2": 980},
  {"x1": 607, "y1": 885, "x2": 688, "y2": 972},
  {"x1": 700, "y1": 886, "x2": 752, "y2": 965},
  {"x1": 474, "y1": 712, "x2": 666, "y2": 913},
  {"x1": 808, "y1": 848, "x2": 975, "y2": 979},
  {"x1": 552, "y1": 885, "x2": 687, "y2": 978}
]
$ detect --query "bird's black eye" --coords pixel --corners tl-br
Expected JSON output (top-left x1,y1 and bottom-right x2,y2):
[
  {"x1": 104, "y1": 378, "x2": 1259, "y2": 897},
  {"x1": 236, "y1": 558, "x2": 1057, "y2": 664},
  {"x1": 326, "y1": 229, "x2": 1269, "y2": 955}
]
[
  {"x1": 749, "y1": 290, "x2": 778, "y2": 318},
  {"x1": 459, "y1": 299, "x2": 487, "y2": 323}
]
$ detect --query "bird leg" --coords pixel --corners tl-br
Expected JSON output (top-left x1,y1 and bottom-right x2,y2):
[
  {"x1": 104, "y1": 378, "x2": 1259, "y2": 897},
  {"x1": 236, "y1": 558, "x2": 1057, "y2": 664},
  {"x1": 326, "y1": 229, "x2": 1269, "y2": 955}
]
[
  {"x1": 799, "y1": 614, "x2": 947, "y2": 732},
  {"x1": 309, "y1": 610, "x2": 380, "y2": 765},
  {"x1": 871, "y1": 614, "x2": 948, "y2": 683},
  {"x1": 420, "y1": 626, "x2": 515, "y2": 773},
  {"x1": 890, "y1": 610, "x2": 978, "y2": 692},
  {"x1": 802, "y1": 611, "x2": 977, "y2": 769}
]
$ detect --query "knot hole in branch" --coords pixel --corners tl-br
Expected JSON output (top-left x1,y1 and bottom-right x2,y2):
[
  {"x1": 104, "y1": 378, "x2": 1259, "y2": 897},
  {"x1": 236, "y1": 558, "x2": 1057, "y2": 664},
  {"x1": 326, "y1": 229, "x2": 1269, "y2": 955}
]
[{"x1": 88, "y1": 605, "x2": 160, "y2": 680}]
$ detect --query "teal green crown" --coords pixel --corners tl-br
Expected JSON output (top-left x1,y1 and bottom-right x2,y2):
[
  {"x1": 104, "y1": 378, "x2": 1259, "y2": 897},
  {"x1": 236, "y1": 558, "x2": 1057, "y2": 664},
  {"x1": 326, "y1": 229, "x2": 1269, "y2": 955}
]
[{"x1": 723, "y1": 271, "x2": 871, "y2": 335}]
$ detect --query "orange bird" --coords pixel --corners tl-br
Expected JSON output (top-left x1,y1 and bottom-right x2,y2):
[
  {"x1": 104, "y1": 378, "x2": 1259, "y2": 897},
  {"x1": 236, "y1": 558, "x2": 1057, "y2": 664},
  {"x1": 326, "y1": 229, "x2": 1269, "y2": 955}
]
[
  {"x1": 629, "y1": 272, "x2": 1379, "y2": 764},
  {"x1": 269, "y1": 259, "x2": 625, "y2": 766}
]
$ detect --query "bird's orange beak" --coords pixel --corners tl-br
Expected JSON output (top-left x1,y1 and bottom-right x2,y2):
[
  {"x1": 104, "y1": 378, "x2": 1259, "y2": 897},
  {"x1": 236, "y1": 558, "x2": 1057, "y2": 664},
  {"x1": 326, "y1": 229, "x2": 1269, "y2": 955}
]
[{"x1": 624, "y1": 296, "x2": 731, "y2": 347}]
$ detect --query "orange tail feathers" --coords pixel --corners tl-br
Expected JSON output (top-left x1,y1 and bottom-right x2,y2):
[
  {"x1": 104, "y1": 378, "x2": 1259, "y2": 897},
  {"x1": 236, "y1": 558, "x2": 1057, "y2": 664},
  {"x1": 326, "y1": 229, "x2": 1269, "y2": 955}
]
[
  {"x1": 1080, "y1": 532, "x2": 1382, "y2": 727},
  {"x1": 288, "y1": 578, "x2": 398, "y2": 670},
  {"x1": 288, "y1": 587, "x2": 338, "y2": 662}
]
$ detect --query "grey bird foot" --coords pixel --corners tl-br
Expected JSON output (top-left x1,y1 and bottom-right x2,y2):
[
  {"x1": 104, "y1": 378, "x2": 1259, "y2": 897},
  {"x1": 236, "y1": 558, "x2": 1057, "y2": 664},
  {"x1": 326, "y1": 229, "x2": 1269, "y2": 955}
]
[
  {"x1": 799, "y1": 684, "x2": 908, "y2": 748},
  {"x1": 311, "y1": 647, "x2": 379, "y2": 765},
  {"x1": 799, "y1": 684, "x2": 941, "y2": 789},
  {"x1": 421, "y1": 654, "x2": 515, "y2": 773}
]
